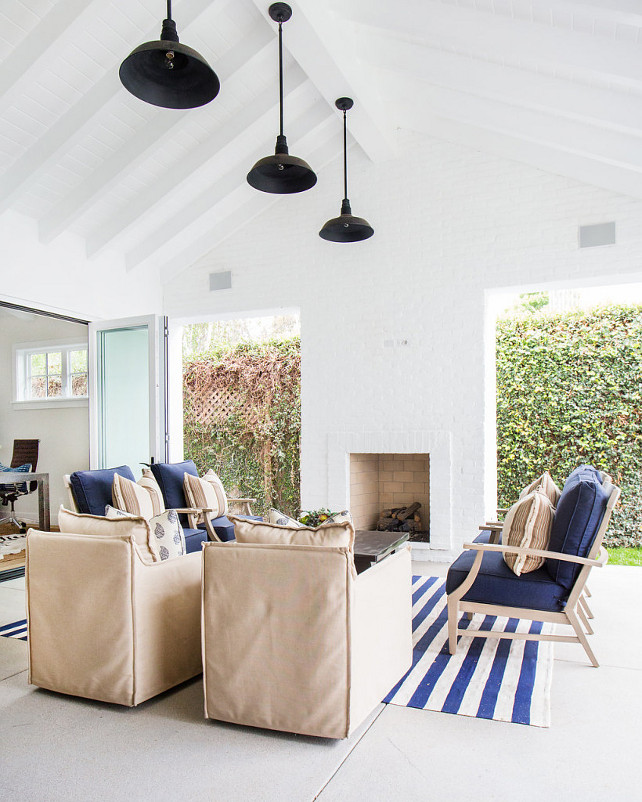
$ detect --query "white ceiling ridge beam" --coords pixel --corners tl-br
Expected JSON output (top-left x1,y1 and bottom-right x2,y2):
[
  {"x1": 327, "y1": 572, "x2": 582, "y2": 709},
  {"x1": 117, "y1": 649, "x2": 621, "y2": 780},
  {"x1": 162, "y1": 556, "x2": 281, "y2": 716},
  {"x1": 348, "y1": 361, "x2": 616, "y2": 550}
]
[
  {"x1": 85, "y1": 70, "x2": 310, "y2": 259},
  {"x1": 250, "y1": 0, "x2": 396, "y2": 163},
  {"x1": 364, "y1": 40, "x2": 642, "y2": 138},
  {"x1": 38, "y1": 23, "x2": 275, "y2": 244},
  {"x1": 125, "y1": 100, "x2": 332, "y2": 271},
  {"x1": 0, "y1": 0, "x2": 104, "y2": 105},
  {"x1": 384, "y1": 78, "x2": 642, "y2": 175},
  {"x1": 345, "y1": 2, "x2": 642, "y2": 92},
  {"x1": 517, "y1": 0, "x2": 642, "y2": 28},
  {"x1": 406, "y1": 111, "x2": 642, "y2": 203},
  {"x1": 159, "y1": 135, "x2": 339, "y2": 285},
  {"x1": 0, "y1": 0, "x2": 220, "y2": 214}
]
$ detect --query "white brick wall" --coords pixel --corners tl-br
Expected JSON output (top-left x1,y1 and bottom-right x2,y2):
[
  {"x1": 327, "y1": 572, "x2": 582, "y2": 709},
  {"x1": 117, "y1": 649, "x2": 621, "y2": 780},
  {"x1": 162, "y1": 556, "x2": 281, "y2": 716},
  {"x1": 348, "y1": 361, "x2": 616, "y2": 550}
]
[{"x1": 164, "y1": 129, "x2": 642, "y2": 560}]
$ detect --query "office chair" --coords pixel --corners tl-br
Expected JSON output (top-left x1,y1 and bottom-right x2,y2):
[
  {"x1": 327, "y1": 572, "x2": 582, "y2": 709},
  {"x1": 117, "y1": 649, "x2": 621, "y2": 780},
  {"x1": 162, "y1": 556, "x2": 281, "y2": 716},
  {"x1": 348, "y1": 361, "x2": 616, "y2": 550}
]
[{"x1": 0, "y1": 439, "x2": 39, "y2": 531}]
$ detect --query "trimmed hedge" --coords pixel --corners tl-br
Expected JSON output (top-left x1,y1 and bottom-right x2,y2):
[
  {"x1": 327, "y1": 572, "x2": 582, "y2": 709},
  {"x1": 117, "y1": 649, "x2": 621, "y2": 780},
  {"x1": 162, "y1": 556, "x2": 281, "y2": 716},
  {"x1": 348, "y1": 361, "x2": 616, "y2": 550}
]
[{"x1": 496, "y1": 305, "x2": 642, "y2": 547}]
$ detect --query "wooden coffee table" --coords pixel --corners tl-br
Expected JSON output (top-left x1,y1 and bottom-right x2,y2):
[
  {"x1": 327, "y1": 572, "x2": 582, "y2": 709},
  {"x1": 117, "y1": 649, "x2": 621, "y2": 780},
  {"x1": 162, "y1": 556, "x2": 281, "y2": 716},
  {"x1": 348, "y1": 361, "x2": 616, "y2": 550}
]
[{"x1": 353, "y1": 529, "x2": 410, "y2": 574}]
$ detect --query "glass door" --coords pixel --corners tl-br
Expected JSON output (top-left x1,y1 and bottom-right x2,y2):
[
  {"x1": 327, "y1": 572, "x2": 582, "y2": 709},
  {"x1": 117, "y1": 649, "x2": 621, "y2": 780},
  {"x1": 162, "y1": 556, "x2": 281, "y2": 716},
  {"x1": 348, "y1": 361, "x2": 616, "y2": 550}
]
[{"x1": 88, "y1": 315, "x2": 168, "y2": 474}]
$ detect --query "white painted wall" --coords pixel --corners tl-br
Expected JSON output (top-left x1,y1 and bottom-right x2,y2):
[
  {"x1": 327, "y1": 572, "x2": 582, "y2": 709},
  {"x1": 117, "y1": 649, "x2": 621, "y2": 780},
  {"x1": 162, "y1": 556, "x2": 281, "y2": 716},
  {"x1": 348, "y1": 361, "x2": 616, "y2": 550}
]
[
  {"x1": 0, "y1": 211, "x2": 163, "y2": 321},
  {"x1": 0, "y1": 312, "x2": 89, "y2": 524},
  {"x1": 164, "y1": 129, "x2": 642, "y2": 559}
]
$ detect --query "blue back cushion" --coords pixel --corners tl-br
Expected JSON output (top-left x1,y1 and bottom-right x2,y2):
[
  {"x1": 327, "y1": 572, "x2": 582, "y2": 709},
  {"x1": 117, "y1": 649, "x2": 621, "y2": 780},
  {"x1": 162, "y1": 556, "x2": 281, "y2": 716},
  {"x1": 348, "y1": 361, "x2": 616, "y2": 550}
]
[
  {"x1": 70, "y1": 466, "x2": 135, "y2": 515},
  {"x1": 150, "y1": 461, "x2": 199, "y2": 523},
  {"x1": 546, "y1": 467, "x2": 609, "y2": 589}
]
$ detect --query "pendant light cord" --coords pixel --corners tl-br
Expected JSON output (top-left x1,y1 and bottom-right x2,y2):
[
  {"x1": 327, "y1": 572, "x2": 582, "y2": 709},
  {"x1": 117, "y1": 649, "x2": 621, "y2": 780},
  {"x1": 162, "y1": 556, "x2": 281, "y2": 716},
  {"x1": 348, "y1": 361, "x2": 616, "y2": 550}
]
[
  {"x1": 167, "y1": 0, "x2": 172, "y2": 20},
  {"x1": 278, "y1": 22, "x2": 284, "y2": 137},
  {"x1": 343, "y1": 109, "x2": 348, "y2": 201}
]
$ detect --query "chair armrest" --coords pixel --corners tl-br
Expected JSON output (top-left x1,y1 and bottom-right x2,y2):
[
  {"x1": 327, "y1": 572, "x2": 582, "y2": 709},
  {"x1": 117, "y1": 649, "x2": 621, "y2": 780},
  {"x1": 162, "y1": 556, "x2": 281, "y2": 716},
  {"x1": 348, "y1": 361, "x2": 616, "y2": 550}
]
[
  {"x1": 462, "y1": 541, "x2": 607, "y2": 568},
  {"x1": 479, "y1": 523, "x2": 503, "y2": 531},
  {"x1": 173, "y1": 507, "x2": 212, "y2": 515},
  {"x1": 228, "y1": 498, "x2": 256, "y2": 504},
  {"x1": 496, "y1": 508, "x2": 509, "y2": 515}
]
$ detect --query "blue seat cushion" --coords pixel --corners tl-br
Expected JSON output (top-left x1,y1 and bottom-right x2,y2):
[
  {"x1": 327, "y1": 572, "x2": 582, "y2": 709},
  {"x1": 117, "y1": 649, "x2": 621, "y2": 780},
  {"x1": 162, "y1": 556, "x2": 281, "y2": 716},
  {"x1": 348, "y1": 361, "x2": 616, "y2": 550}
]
[
  {"x1": 70, "y1": 466, "x2": 135, "y2": 515},
  {"x1": 150, "y1": 461, "x2": 199, "y2": 526},
  {"x1": 183, "y1": 527, "x2": 208, "y2": 554},
  {"x1": 474, "y1": 529, "x2": 501, "y2": 544},
  {"x1": 198, "y1": 514, "x2": 263, "y2": 542},
  {"x1": 446, "y1": 548, "x2": 569, "y2": 612},
  {"x1": 546, "y1": 468, "x2": 609, "y2": 589}
]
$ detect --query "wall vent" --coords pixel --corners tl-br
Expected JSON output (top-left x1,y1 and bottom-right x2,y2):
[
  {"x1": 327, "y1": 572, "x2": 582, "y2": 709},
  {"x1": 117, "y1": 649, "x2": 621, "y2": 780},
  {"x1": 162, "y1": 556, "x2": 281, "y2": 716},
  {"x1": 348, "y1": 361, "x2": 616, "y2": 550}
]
[
  {"x1": 209, "y1": 270, "x2": 232, "y2": 291},
  {"x1": 578, "y1": 222, "x2": 615, "y2": 248}
]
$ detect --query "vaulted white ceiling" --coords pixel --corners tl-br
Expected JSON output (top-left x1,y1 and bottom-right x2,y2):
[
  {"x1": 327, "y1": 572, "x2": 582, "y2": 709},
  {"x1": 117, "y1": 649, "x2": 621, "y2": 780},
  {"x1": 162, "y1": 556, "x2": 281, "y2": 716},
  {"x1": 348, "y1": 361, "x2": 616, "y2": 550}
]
[{"x1": 1, "y1": 0, "x2": 641, "y2": 285}]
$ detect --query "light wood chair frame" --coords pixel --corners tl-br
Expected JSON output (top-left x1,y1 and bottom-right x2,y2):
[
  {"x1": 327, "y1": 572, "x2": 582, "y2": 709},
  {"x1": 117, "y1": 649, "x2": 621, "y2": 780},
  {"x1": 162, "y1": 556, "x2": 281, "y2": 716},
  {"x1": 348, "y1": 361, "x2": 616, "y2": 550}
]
[{"x1": 447, "y1": 481, "x2": 620, "y2": 667}]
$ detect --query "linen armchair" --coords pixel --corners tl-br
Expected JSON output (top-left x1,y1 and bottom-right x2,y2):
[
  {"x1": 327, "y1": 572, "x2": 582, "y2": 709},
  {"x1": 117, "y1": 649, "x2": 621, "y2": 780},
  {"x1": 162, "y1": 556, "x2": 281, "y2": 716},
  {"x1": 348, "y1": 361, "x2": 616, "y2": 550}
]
[
  {"x1": 27, "y1": 527, "x2": 202, "y2": 706},
  {"x1": 201, "y1": 541, "x2": 412, "y2": 738},
  {"x1": 446, "y1": 472, "x2": 619, "y2": 667}
]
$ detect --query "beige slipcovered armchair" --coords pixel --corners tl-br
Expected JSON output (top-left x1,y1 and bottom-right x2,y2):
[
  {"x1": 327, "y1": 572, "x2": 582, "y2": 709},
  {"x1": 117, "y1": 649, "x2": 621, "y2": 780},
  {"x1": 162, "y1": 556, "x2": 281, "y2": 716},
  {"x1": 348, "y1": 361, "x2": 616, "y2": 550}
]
[
  {"x1": 27, "y1": 527, "x2": 202, "y2": 706},
  {"x1": 201, "y1": 541, "x2": 412, "y2": 739}
]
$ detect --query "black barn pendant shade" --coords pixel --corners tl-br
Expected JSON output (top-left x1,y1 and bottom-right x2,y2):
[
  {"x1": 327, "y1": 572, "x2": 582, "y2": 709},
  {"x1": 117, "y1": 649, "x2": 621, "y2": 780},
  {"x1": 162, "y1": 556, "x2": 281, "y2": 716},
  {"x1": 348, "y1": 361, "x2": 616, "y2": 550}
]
[
  {"x1": 247, "y1": 3, "x2": 317, "y2": 194},
  {"x1": 119, "y1": 0, "x2": 220, "y2": 109},
  {"x1": 319, "y1": 98, "x2": 374, "y2": 243}
]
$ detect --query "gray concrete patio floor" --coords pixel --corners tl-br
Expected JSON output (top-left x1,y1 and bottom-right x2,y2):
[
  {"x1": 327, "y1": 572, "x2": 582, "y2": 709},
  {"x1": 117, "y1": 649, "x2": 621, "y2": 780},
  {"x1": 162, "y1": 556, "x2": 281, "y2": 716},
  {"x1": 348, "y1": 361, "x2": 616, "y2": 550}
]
[{"x1": 0, "y1": 562, "x2": 640, "y2": 801}]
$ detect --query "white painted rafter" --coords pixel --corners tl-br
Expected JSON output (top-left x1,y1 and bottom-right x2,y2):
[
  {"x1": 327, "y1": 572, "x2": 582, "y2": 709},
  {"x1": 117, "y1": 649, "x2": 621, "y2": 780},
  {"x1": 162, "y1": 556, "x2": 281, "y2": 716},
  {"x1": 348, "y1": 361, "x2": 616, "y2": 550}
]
[
  {"x1": 249, "y1": 0, "x2": 396, "y2": 163},
  {"x1": 38, "y1": 22, "x2": 275, "y2": 244}
]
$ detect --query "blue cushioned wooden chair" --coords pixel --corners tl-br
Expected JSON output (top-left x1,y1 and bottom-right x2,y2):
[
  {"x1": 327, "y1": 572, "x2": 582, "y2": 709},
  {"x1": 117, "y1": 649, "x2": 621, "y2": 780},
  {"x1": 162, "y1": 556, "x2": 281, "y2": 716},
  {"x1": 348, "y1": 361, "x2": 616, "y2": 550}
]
[{"x1": 446, "y1": 467, "x2": 620, "y2": 667}]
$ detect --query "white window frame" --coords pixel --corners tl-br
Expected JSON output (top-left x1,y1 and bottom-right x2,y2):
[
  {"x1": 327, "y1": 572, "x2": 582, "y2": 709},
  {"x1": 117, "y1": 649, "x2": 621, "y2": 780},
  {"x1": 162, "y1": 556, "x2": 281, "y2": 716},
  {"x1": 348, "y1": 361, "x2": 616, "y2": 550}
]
[{"x1": 13, "y1": 338, "x2": 89, "y2": 409}]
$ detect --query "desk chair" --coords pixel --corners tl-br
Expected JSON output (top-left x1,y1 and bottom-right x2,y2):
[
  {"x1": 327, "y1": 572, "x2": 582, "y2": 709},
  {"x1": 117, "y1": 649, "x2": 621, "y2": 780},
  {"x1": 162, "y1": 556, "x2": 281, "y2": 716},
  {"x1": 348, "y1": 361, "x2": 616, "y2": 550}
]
[{"x1": 0, "y1": 439, "x2": 39, "y2": 531}]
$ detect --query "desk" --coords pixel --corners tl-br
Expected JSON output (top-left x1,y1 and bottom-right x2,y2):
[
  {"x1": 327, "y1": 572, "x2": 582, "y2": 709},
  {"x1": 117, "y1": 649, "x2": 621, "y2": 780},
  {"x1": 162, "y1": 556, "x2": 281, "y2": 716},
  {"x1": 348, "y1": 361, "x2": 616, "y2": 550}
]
[{"x1": 1, "y1": 472, "x2": 50, "y2": 531}]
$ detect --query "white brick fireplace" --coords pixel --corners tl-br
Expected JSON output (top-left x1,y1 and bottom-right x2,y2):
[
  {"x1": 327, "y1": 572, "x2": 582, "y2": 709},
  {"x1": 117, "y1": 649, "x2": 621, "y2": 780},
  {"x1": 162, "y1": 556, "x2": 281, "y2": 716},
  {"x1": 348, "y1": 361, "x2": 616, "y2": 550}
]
[{"x1": 327, "y1": 431, "x2": 453, "y2": 553}]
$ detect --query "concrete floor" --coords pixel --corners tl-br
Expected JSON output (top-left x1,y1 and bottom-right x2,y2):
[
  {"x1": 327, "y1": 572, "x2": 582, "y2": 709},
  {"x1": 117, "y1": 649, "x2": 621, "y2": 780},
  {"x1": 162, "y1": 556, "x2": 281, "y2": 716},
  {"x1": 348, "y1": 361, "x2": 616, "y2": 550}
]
[{"x1": 0, "y1": 562, "x2": 640, "y2": 802}]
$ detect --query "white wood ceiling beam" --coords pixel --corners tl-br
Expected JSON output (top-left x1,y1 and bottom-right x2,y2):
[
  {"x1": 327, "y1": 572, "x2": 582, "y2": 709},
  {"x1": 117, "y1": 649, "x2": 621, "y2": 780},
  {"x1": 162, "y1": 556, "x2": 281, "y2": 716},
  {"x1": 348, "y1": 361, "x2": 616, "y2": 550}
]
[
  {"x1": 159, "y1": 132, "x2": 340, "y2": 285},
  {"x1": 38, "y1": 23, "x2": 275, "y2": 244},
  {"x1": 404, "y1": 111, "x2": 642, "y2": 203},
  {"x1": 343, "y1": 1, "x2": 642, "y2": 92},
  {"x1": 126, "y1": 98, "x2": 332, "y2": 273},
  {"x1": 249, "y1": 0, "x2": 396, "y2": 163},
  {"x1": 382, "y1": 74, "x2": 642, "y2": 178},
  {"x1": 526, "y1": 0, "x2": 642, "y2": 27},
  {"x1": 0, "y1": 0, "x2": 104, "y2": 106},
  {"x1": 0, "y1": 0, "x2": 222, "y2": 214},
  {"x1": 358, "y1": 33, "x2": 642, "y2": 137},
  {"x1": 85, "y1": 67, "x2": 309, "y2": 260}
]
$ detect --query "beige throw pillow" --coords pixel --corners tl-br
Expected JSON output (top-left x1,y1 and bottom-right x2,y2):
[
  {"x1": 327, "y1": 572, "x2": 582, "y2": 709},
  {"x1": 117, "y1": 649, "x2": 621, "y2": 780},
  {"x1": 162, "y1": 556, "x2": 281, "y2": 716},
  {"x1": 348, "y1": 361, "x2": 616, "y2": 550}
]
[
  {"x1": 230, "y1": 515, "x2": 355, "y2": 551},
  {"x1": 267, "y1": 508, "x2": 304, "y2": 527},
  {"x1": 502, "y1": 491, "x2": 555, "y2": 576},
  {"x1": 112, "y1": 473, "x2": 165, "y2": 519},
  {"x1": 58, "y1": 506, "x2": 157, "y2": 564},
  {"x1": 518, "y1": 471, "x2": 561, "y2": 507},
  {"x1": 183, "y1": 471, "x2": 228, "y2": 518}
]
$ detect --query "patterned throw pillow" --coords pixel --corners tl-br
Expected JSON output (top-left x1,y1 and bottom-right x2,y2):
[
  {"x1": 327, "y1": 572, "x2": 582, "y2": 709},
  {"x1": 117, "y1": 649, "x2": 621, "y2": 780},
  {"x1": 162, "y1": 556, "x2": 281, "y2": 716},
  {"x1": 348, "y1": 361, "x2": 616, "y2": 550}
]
[
  {"x1": 112, "y1": 473, "x2": 165, "y2": 519},
  {"x1": 148, "y1": 509, "x2": 186, "y2": 561},
  {"x1": 183, "y1": 472, "x2": 227, "y2": 518},
  {"x1": 503, "y1": 490, "x2": 555, "y2": 576},
  {"x1": 323, "y1": 510, "x2": 353, "y2": 527},
  {"x1": 518, "y1": 471, "x2": 561, "y2": 507},
  {"x1": 106, "y1": 505, "x2": 185, "y2": 560},
  {"x1": 0, "y1": 462, "x2": 31, "y2": 493},
  {"x1": 267, "y1": 508, "x2": 304, "y2": 527}
]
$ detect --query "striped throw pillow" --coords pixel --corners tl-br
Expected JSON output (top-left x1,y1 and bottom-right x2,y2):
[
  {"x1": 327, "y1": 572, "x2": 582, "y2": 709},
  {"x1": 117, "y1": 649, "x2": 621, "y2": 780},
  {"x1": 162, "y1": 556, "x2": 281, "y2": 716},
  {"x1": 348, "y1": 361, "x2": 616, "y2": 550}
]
[
  {"x1": 183, "y1": 471, "x2": 228, "y2": 518},
  {"x1": 518, "y1": 471, "x2": 561, "y2": 507},
  {"x1": 503, "y1": 490, "x2": 555, "y2": 576},
  {"x1": 112, "y1": 473, "x2": 165, "y2": 520}
]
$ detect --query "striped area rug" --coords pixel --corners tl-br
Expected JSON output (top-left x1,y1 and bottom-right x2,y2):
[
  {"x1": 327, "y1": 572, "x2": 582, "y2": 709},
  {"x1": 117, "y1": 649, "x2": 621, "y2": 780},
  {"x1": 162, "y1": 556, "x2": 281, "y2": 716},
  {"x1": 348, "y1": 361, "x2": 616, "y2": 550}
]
[
  {"x1": 384, "y1": 576, "x2": 554, "y2": 727},
  {"x1": 0, "y1": 619, "x2": 27, "y2": 641}
]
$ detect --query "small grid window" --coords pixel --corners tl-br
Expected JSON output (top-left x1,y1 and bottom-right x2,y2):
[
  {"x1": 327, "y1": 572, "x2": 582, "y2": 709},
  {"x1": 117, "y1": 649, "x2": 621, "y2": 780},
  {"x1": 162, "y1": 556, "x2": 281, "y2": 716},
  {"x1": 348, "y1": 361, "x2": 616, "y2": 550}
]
[{"x1": 16, "y1": 343, "x2": 88, "y2": 402}]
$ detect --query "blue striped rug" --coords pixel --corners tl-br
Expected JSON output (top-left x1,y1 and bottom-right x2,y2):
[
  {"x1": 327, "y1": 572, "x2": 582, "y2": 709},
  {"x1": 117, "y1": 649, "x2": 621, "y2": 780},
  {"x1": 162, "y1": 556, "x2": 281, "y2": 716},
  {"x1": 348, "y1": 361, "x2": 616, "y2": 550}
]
[
  {"x1": 384, "y1": 576, "x2": 554, "y2": 727},
  {"x1": 0, "y1": 619, "x2": 27, "y2": 641}
]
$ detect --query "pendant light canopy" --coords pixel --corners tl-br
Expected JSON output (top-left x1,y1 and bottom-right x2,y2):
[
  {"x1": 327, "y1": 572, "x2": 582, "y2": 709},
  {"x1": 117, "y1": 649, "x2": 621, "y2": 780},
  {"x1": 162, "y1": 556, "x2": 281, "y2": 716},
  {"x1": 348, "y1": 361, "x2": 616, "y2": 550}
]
[
  {"x1": 119, "y1": 0, "x2": 220, "y2": 109},
  {"x1": 247, "y1": 3, "x2": 317, "y2": 194},
  {"x1": 319, "y1": 98, "x2": 374, "y2": 243}
]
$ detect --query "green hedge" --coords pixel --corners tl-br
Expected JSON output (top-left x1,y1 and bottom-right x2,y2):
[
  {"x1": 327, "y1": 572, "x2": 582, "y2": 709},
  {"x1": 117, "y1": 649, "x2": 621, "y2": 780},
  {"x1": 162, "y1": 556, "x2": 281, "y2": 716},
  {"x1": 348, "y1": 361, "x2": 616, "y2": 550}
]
[
  {"x1": 183, "y1": 338, "x2": 301, "y2": 517},
  {"x1": 496, "y1": 305, "x2": 642, "y2": 547}
]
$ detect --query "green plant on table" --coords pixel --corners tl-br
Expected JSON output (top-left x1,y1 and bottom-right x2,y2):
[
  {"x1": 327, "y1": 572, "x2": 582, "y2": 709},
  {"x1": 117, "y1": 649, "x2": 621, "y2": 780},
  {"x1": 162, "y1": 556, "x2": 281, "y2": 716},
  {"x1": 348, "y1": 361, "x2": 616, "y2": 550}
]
[{"x1": 298, "y1": 508, "x2": 339, "y2": 527}]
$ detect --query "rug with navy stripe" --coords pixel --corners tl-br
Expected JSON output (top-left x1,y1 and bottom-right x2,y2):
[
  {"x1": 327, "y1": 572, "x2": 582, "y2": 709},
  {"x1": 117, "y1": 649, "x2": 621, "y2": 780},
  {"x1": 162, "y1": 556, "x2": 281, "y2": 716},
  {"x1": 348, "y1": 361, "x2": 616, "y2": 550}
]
[
  {"x1": 384, "y1": 576, "x2": 554, "y2": 727},
  {"x1": 0, "y1": 619, "x2": 27, "y2": 641}
]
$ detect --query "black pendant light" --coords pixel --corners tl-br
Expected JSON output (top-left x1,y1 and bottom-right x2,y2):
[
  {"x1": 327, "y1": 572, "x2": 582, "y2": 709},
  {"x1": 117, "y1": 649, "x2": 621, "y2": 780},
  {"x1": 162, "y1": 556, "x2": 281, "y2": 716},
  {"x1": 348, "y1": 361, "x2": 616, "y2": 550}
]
[
  {"x1": 247, "y1": 3, "x2": 317, "y2": 194},
  {"x1": 319, "y1": 98, "x2": 374, "y2": 243},
  {"x1": 119, "y1": 0, "x2": 220, "y2": 109}
]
